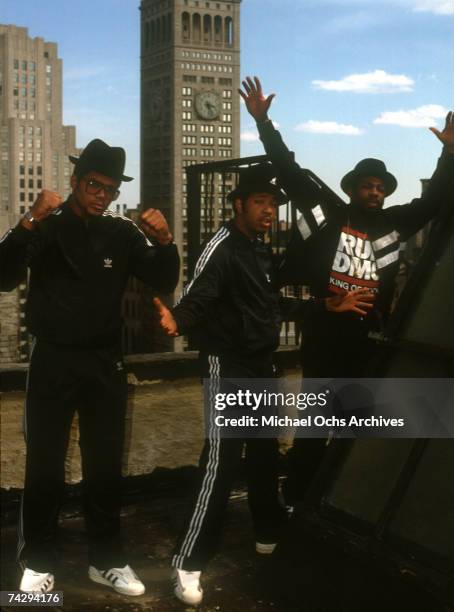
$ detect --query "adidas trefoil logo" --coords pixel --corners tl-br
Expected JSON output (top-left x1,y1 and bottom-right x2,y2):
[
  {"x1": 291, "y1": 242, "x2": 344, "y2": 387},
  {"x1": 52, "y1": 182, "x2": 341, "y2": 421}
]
[{"x1": 104, "y1": 258, "x2": 113, "y2": 268}]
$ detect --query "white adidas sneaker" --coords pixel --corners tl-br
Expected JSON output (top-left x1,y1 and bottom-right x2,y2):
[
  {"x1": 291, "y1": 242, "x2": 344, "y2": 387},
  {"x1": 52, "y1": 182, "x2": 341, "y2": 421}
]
[
  {"x1": 255, "y1": 541, "x2": 277, "y2": 554},
  {"x1": 172, "y1": 568, "x2": 203, "y2": 606},
  {"x1": 20, "y1": 568, "x2": 54, "y2": 593},
  {"x1": 88, "y1": 564, "x2": 145, "y2": 596}
]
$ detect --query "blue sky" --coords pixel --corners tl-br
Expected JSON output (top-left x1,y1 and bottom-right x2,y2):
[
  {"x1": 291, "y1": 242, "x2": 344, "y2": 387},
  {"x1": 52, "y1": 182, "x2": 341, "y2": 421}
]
[{"x1": 2, "y1": 0, "x2": 453, "y2": 207}]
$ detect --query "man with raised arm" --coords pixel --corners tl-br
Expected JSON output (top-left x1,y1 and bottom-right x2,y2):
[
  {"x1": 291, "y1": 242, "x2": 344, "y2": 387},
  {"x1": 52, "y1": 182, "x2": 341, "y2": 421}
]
[
  {"x1": 239, "y1": 76, "x2": 454, "y2": 507},
  {"x1": 0, "y1": 139, "x2": 179, "y2": 595}
]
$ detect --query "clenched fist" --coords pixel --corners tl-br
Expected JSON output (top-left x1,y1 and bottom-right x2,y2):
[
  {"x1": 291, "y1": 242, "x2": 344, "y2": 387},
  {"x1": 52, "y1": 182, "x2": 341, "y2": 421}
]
[
  {"x1": 140, "y1": 208, "x2": 173, "y2": 246},
  {"x1": 21, "y1": 190, "x2": 63, "y2": 230}
]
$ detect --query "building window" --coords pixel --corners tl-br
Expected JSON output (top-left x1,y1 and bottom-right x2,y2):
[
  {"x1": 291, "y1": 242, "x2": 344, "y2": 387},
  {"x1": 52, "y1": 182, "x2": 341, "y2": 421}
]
[
  {"x1": 183, "y1": 135, "x2": 197, "y2": 144},
  {"x1": 182, "y1": 86, "x2": 192, "y2": 96},
  {"x1": 182, "y1": 12, "x2": 190, "y2": 40},
  {"x1": 222, "y1": 113, "x2": 232, "y2": 122},
  {"x1": 46, "y1": 64, "x2": 51, "y2": 73},
  {"x1": 14, "y1": 59, "x2": 19, "y2": 69},
  {"x1": 22, "y1": 60, "x2": 27, "y2": 70},
  {"x1": 29, "y1": 192, "x2": 34, "y2": 202}
]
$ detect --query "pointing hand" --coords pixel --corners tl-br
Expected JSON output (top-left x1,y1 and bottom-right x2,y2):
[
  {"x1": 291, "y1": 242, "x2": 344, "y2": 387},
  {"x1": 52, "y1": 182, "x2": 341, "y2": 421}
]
[{"x1": 153, "y1": 297, "x2": 179, "y2": 336}]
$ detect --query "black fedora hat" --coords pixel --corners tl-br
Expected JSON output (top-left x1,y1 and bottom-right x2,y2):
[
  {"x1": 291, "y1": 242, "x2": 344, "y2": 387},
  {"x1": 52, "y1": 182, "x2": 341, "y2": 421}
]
[
  {"x1": 69, "y1": 139, "x2": 133, "y2": 182},
  {"x1": 227, "y1": 163, "x2": 288, "y2": 203},
  {"x1": 341, "y1": 158, "x2": 397, "y2": 196}
]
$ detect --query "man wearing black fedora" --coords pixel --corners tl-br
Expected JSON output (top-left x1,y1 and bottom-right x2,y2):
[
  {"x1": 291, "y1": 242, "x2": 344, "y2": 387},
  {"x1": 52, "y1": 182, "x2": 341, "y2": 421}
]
[
  {"x1": 240, "y1": 77, "x2": 454, "y2": 507},
  {"x1": 0, "y1": 138, "x2": 179, "y2": 595},
  {"x1": 153, "y1": 163, "x2": 372, "y2": 605}
]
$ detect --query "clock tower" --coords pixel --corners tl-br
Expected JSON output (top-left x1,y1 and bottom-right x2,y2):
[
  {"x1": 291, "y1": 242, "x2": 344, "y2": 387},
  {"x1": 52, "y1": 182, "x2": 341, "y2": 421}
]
[{"x1": 140, "y1": 0, "x2": 241, "y2": 291}]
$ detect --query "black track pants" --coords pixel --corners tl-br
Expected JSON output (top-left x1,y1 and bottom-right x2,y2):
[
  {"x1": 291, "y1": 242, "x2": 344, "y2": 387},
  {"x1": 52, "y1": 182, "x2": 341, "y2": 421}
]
[
  {"x1": 172, "y1": 353, "x2": 286, "y2": 571},
  {"x1": 17, "y1": 340, "x2": 128, "y2": 572}
]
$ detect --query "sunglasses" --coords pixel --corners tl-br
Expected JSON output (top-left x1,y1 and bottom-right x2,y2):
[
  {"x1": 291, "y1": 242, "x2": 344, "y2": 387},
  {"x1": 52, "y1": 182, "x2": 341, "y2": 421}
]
[{"x1": 84, "y1": 178, "x2": 120, "y2": 200}]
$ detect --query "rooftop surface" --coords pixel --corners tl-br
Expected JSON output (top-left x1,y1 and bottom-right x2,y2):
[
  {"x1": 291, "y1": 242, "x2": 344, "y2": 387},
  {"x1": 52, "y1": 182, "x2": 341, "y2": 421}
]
[{"x1": 1, "y1": 480, "x2": 450, "y2": 612}]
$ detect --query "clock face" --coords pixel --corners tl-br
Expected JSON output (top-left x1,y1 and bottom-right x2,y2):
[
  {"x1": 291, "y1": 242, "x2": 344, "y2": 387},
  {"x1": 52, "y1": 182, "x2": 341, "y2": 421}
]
[{"x1": 195, "y1": 91, "x2": 220, "y2": 120}]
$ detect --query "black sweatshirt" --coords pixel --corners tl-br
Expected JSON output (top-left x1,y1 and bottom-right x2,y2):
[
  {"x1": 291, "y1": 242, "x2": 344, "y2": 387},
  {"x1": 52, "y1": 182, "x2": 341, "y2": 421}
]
[
  {"x1": 0, "y1": 201, "x2": 180, "y2": 347},
  {"x1": 257, "y1": 119, "x2": 454, "y2": 339},
  {"x1": 172, "y1": 220, "x2": 322, "y2": 361}
]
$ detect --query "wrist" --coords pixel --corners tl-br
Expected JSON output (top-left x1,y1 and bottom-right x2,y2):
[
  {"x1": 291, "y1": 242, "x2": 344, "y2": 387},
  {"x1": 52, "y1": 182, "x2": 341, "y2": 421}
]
[
  {"x1": 256, "y1": 115, "x2": 270, "y2": 125},
  {"x1": 156, "y1": 233, "x2": 173, "y2": 246},
  {"x1": 20, "y1": 210, "x2": 37, "y2": 231}
]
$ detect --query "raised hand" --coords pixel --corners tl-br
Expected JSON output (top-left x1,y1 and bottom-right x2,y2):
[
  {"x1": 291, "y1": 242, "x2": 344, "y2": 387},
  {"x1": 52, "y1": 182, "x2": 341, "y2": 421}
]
[
  {"x1": 430, "y1": 111, "x2": 454, "y2": 153},
  {"x1": 239, "y1": 76, "x2": 275, "y2": 123},
  {"x1": 153, "y1": 297, "x2": 179, "y2": 336},
  {"x1": 326, "y1": 288, "x2": 375, "y2": 317},
  {"x1": 21, "y1": 190, "x2": 63, "y2": 229},
  {"x1": 140, "y1": 208, "x2": 173, "y2": 246}
]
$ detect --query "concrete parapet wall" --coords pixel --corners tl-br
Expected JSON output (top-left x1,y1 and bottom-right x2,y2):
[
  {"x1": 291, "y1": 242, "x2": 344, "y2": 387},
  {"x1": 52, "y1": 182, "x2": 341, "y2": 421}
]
[{"x1": 0, "y1": 349, "x2": 300, "y2": 491}]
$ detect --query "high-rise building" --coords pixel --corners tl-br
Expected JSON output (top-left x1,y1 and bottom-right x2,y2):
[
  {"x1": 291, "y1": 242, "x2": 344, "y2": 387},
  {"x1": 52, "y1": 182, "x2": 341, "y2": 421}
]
[
  {"x1": 0, "y1": 24, "x2": 79, "y2": 364},
  {"x1": 139, "y1": 0, "x2": 241, "y2": 351}
]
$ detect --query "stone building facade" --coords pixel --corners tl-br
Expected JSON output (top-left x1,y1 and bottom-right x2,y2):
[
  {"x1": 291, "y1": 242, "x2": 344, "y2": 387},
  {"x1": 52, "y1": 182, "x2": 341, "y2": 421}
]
[
  {"x1": 138, "y1": 0, "x2": 241, "y2": 352},
  {"x1": 0, "y1": 24, "x2": 79, "y2": 364}
]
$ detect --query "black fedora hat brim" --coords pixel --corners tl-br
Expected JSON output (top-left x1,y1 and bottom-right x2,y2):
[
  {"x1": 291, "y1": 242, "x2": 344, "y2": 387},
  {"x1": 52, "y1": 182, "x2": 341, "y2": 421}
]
[
  {"x1": 227, "y1": 183, "x2": 288, "y2": 204},
  {"x1": 341, "y1": 169, "x2": 397, "y2": 197},
  {"x1": 68, "y1": 148, "x2": 134, "y2": 183}
]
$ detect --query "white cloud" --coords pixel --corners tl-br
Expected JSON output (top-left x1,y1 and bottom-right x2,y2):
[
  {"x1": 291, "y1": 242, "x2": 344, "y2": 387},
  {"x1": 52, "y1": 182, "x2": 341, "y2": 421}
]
[
  {"x1": 295, "y1": 121, "x2": 364, "y2": 135},
  {"x1": 374, "y1": 104, "x2": 448, "y2": 127},
  {"x1": 308, "y1": 0, "x2": 454, "y2": 13},
  {"x1": 241, "y1": 131, "x2": 260, "y2": 142},
  {"x1": 411, "y1": 0, "x2": 454, "y2": 14},
  {"x1": 312, "y1": 70, "x2": 414, "y2": 94}
]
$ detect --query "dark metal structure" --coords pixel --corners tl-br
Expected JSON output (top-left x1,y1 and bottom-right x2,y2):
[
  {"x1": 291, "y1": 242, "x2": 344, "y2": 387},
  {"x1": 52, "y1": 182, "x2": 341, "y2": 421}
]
[
  {"x1": 186, "y1": 154, "x2": 295, "y2": 275},
  {"x1": 269, "y1": 184, "x2": 454, "y2": 606}
]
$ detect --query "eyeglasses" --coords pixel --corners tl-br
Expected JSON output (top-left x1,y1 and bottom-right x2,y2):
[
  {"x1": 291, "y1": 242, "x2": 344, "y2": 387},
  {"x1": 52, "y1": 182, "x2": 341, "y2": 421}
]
[{"x1": 84, "y1": 178, "x2": 120, "y2": 201}]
